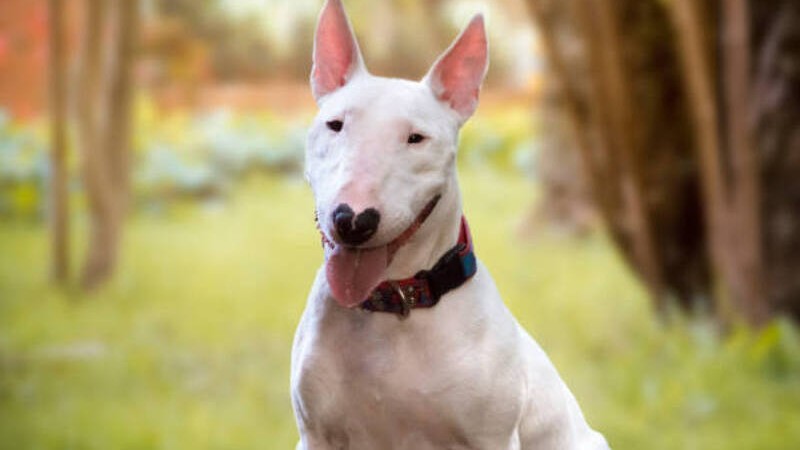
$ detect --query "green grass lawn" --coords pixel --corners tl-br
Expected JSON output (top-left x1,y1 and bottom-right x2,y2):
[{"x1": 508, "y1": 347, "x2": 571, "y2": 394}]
[{"x1": 1, "y1": 169, "x2": 799, "y2": 449}]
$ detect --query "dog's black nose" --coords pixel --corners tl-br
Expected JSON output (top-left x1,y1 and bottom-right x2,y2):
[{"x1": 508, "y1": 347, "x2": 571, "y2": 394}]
[{"x1": 332, "y1": 203, "x2": 380, "y2": 246}]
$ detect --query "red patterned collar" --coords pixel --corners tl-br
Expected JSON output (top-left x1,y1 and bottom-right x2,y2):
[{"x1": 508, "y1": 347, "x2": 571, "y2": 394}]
[{"x1": 359, "y1": 217, "x2": 477, "y2": 318}]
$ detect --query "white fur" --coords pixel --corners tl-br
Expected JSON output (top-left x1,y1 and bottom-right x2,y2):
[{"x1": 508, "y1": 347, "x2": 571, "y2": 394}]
[{"x1": 293, "y1": 1, "x2": 609, "y2": 448}]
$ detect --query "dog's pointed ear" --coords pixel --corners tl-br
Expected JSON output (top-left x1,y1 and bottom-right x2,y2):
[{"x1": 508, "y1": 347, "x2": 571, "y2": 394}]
[
  {"x1": 311, "y1": 0, "x2": 366, "y2": 102},
  {"x1": 423, "y1": 14, "x2": 488, "y2": 122}
]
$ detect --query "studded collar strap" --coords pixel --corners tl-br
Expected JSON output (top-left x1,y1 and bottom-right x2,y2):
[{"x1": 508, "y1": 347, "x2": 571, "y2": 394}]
[{"x1": 359, "y1": 217, "x2": 477, "y2": 319}]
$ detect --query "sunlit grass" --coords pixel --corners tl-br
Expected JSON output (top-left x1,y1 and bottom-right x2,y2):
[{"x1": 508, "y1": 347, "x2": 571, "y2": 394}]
[{"x1": 1, "y1": 169, "x2": 799, "y2": 449}]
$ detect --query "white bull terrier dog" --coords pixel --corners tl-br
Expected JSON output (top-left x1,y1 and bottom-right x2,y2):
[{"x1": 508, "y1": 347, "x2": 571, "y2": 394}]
[{"x1": 292, "y1": 1, "x2": 610, "y2": 448}]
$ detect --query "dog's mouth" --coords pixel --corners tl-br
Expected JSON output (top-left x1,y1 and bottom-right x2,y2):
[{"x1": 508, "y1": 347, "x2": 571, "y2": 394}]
[{"x1": 318, "y1": 195, "x2": 441, "y2": 308}]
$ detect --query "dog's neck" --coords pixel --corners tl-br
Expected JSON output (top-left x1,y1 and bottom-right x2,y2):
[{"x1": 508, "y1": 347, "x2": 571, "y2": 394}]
[{"x1": 384, "y1": 174, "x2": 463, "y2": 281}]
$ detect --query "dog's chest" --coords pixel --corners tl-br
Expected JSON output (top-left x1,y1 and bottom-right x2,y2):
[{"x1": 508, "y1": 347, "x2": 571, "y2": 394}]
[{"x1": 292, "y1": 287, "x2": 525, "y2": 448}]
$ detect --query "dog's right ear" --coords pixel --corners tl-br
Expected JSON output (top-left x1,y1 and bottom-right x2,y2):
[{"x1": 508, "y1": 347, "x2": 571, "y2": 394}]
[
  {"x1": 311, "y1": 0, "x2": 366, "y2": 103},
  {"x1": 423, "y1": 14, "x2": 488, "y2": 123}
]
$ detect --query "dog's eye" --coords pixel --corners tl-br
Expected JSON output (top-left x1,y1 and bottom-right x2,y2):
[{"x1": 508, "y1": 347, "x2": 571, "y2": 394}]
[
  {"x1": 407, "y1": 133, "x2": 426, "y2": 144},
  {"x1": 326, "y1": 120, "x2": 343, "y2": 132}
]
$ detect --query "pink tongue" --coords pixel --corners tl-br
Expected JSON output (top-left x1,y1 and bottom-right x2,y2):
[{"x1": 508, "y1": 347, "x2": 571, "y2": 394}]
[{"x1": 325, "y1": 245, "x2": 389, "y2": 307}]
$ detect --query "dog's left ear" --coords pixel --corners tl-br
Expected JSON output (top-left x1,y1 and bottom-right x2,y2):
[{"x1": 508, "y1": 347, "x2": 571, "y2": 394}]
[{"x1": 423, "y1": 14, "x2": 488, "y2": 123}]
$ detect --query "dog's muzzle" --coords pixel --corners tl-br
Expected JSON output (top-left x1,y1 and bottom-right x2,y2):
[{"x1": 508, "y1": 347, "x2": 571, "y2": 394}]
[{"x1": 317, "y1": 194, "x2": 442, "y2": 258}]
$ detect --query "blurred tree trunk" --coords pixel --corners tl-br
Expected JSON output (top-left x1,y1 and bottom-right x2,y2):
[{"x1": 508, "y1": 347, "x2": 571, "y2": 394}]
[
  {"x1": 106, "y1": 0, "x2": 138, "y2": 216},
  {"x1": 577, "y1": 0, "x2": 668, "y2": 309},
  {"x1": 523, "y1": 0, "x2": 600, "y2": 239},
  {"x1": 528, "y1": 68, "x2": 594, "y2": 237},
  {"x1": 525, "y1": 0, "x2": 710, "y2": 314},
  {"x1": 77, "y1": 0, "x2": 139, "y2": 290},
  {"x1": 751, "y1": 2, "x2": 800, "y2": 320},
  {"x1": 526, "y1": 0, "x2": 800, "y2": 325},
  {"x1": 48, "y1": 0, "x2": 70, "y2": 283},
  {"x1": 669, "y1": 0, "x2": 768, "y2": 324}
]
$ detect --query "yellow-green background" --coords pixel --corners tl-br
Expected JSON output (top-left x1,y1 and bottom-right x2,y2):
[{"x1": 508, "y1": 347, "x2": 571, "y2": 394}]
[{"x1": 3, "y1": 162, "x2": 800, "y2": 448}]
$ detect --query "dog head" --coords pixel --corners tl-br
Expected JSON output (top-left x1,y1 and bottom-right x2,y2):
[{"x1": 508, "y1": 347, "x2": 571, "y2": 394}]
[{"x1": 306, "y1": 0, "x2": 488, "y2": 307}]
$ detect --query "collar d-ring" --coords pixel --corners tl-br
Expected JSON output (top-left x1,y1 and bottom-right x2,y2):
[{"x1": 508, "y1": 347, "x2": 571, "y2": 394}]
[{"x1": 391, "y1": 281, "x2": 416, "y2": 319}]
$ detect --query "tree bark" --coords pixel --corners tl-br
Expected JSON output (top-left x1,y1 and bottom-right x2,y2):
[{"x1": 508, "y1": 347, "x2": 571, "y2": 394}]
[
  {"x1": 106, "y1": 0, "x2": 139, "y2": 215},
  {"x1": 529, "y1": 69, "x2": 594, "y2": 236},
  {"x1": 526, "y1": 0, "x2": 709, "y2": 314},
  {"x1": 78, "y1": 0, "x2": 114, "y2": 289},
  {"x1": 752, "y1": 1, "x2": 800, "y2": 319},
  {"x1": 48, "y1": 0, "x2": 70, "y2": 283},
  {"x1": 523, "y1": 0, "x2": 599, "y2": 237},
  {"x1": 668, "y1": 0, "x2": 770, "y2": 325},
  {"x1": 721, "y1": 0, "x2": 768, "y2": 324},
  {"x1": 668, "y1": 0, "x2": 734, "y2": 317},
  {"x1": 579, "y1": 0, "x2": 666, "y2": 309},
  {"x1": 528, "y1": 0, "x2": 799, "y2": 324},
  {"x1": 77, "y1": 0, "x2": 139, "y2": 290}
]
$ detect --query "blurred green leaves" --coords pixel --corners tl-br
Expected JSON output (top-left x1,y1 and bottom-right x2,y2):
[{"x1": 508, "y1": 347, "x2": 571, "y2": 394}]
[
  {"x1": 133, "y1": 98, "x2": 308, "y2": 209},
  {"x1": 0, "y1": 110, "x2": 48, "y2": 219},
  {"x1": 460, "y1": 106, "x2": 536, "y2": 174},
  {"x1": 0, "y1": 100, "x2": 539, "y2": 219}
]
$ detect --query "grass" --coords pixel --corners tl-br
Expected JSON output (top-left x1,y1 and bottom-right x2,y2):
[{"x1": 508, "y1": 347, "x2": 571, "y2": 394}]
[{"x1": 1, "y1": 168, "x2": 799, "y2": 449}]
